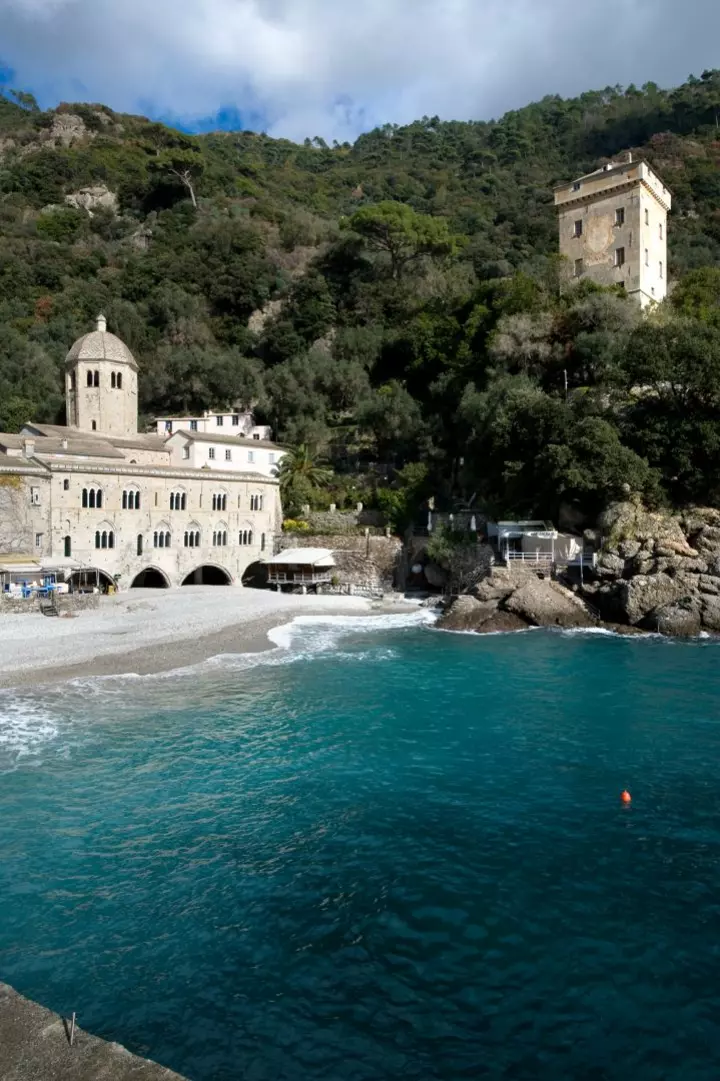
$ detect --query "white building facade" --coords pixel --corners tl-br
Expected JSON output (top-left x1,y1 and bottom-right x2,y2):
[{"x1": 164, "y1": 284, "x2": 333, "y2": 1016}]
[{"x1": 0, "y1": 318, "x2": 284, "y2": 589}]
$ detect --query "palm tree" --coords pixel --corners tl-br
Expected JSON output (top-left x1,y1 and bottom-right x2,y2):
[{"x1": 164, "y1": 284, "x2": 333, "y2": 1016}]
[{"x1": 277, "y1": 444, "x2": 333, "y2": 515}]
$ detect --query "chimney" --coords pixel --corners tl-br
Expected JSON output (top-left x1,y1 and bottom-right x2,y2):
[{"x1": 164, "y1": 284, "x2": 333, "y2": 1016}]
[
  {"x1": 23, "y1": 438, "x2": 35, "y2": 459},
  {"x1": 96, "y1": 313, "x2": 107, "y2": 333}
]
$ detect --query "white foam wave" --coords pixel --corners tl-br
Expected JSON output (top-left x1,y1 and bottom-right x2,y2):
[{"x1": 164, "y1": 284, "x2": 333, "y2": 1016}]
[{"x1": 0, "y1": 698, "x2": 60, "y2": 764}]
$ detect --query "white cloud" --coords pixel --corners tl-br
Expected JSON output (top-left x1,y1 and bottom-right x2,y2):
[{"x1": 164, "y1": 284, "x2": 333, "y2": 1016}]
[{"x1": 1, "y1": 0, "x2": 719, "y2": 141}]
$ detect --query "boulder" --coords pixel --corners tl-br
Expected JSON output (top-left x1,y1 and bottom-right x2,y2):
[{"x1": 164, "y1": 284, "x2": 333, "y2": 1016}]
[
  {"x1": 474, "y1": 611, "x2": 530, "y2": 634},
  {"x1": 642, "y1": 598, "x2": 702, "y2": 637},
  {"x1": 701, "y1": 596, "x2": 720, "y2": 633},
  {"x1": 49, "y1": 112, "x2": 90, "y2": 147},
  {"x1": 437, "y1": 596, "x2": 496, "y2": 632},
  {"x1": 423, "y1": 561, "x2": 448, "y2": 589},
  {"x1": 503, "y1": 578, "x2": 595, "y2": 628},
  {"x1": 618, "y1": 574, "x2": 688, "y2": 625}
]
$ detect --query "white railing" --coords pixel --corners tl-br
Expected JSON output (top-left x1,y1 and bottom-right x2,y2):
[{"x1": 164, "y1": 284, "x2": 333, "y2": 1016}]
[
  {"x1": 267, "y1": 571, "x2": 333, "y2": 584},
  {"x1": 504, "y1": 551, "x2": 554, "y2": 564}
]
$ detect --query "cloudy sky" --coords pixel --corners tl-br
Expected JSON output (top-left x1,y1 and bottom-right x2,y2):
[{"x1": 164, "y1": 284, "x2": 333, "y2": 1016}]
[{"x1": 1, "y1": 0, "x2": 718, "y2": 142}]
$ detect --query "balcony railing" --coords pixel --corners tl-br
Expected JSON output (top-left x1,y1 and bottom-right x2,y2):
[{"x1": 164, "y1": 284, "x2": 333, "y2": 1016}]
[{"x1": 267, "y1": 571, "x2": 333, "y2": 584}]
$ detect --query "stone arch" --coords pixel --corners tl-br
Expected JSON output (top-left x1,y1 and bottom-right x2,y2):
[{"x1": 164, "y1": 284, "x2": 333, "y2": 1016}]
[
  {"x1": 181, "y1": 564, "x2": 233, "y2": 586},
  {"x1": 242, "y1": 561, "x2": 268, "y2": 589},
  {"x1": 130, "y1": 566, "x2": 171, "y2": 589},
  {"x1": 67, "y1": 567, "x2": 114, "y2": 592}
]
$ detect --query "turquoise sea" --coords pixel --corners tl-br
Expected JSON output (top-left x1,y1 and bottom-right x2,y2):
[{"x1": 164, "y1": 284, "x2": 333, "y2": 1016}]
[{"x1": 2, "y1": 613, "x2": 720, "y2": 1080}]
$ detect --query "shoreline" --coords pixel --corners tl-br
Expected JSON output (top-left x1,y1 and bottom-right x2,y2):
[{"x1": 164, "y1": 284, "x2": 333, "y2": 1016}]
[{"x1": 0, "y1": 588, "x2": 418, "y2": 690}]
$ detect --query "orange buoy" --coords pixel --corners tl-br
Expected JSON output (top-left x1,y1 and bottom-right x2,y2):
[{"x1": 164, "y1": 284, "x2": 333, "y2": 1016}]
[{"x1": 621, "y1": 790, "x2": 632, "y2": 804}]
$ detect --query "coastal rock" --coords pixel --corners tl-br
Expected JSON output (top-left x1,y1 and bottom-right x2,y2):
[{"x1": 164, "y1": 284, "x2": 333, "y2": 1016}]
[
  {"x1": 474, "y1": 611, "x2": 530, "y2": 634},
  {"x1": 642, "y1": 598, "x2": 702, "y2": 637},
  {"x1": 503, "y1": 578, "x2": 595, "y2": 629},
  {"x1": 49, "y1": 112, "x2": 91, "y2": 147},
  {"x1": 423, "y1": 561, "x2": 448, "y2": 589},
  {"x1": 618, "y1": 573, "x2": 687, "y2": 625},
  {"x1": 700, "y1": 596, "x2": 720, "y2": 632},
  {"x1": 437, "y1": 595, "x2": 500, "y2": 632}
]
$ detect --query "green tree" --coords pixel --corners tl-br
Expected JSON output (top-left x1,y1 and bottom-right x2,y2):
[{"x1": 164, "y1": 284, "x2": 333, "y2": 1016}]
[
  {"x1": 347, "y1": 201, "x2": 465, "y2": 280},
  {"x1": 277, "y1": 444, "x2": 334, "y2": 515}
]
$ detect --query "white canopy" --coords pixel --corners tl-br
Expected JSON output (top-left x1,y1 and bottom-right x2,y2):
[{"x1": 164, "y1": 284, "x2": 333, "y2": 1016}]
[{"x1": 265, "y1": 547, "x2": 335, "y2": 568}]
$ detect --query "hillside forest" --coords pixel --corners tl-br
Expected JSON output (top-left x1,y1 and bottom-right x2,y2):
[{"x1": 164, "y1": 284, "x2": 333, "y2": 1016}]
[{"x1": 2, "y1": 72, "x2": 720, "y2": 528}]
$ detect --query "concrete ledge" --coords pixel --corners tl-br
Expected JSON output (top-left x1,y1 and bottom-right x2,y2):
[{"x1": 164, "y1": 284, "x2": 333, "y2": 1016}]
[{"x1": 0, "y1": 982, "x2": 188, "y2": 1080}]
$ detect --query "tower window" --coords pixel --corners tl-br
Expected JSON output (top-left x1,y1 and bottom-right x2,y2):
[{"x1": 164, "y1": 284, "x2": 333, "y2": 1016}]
[
  {"x1": 93, "y1": 371, "x2": 99, "y2": 387},
  {"x1": 614, "y1": 248, "x2": 625, "y2": 268},
  {"x1": 64, "y1": 536, "x2": 71, "y2": 558},
  {"x1": 87, "y1": 370, "x2": 93, "y2": 387},
  {"x1": 615, "y1": 208, "x2": 625, "y2": 226},
  {"x1": 659, "y1": 223, "x2": 663, "y2": 240},
  {"x1": 659, "y1": 261, "x2": 663, "y2": 279},
  {"x1": 645, "y1": 208, "x2": 649, "y2": 226},
  {"x1": 111, "y1": 372, "x2": 116, "y2": 389},
  {"x1": 574, "y1": 258, "x2": 584, "y2": 278},
  {"x1": 573, "y1": 219, "x2": 582, "y2": 238},
  {"x1": 137, "y1": 534, "x2": 143, "y2": 556},
  {"x1": 117, "y1": 372, "x2": 122, "y2": 390}
]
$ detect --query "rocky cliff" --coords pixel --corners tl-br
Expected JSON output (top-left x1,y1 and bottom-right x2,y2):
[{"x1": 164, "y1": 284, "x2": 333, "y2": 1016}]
[{"x1": 579, "y1": 501, "x2": 720, "y2": 636}]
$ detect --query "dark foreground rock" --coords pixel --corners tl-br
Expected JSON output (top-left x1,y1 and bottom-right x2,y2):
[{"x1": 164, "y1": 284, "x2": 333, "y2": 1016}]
[{"x1": 0, "y1": 982, "x2": 187, "y2": 1081}]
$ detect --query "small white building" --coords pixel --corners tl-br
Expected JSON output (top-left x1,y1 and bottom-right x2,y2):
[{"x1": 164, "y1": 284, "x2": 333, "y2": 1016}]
[
  {"x1": 165, "y1": 430, "x2": 282, "y2": 479},
  {"x1": 155, "y1": 409, "x2": 272, "y2": 442},
  {"x1": 263, "y1": 548, "x2": 336, "y2": 592}
]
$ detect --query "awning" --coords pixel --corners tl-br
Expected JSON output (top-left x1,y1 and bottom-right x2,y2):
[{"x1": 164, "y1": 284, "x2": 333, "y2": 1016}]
[{"x1": 264, "y1": 547, "x2": 335, "y2": 568}]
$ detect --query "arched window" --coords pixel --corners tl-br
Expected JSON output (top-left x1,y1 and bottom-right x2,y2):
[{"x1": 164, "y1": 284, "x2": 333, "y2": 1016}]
[
  {"x1": 165, "y1": 531, "x2": 171, "y2": 547},
  {"x1": 88, "y1": 489, "x2": 96, "y2": 509},
  {"x1": 93, "y1": 370, "x2": 100, "y2": 387},
  {"x1": 260, "y1": 533, "x2": 266, "y2": 552},
  {"x1": 95, "y1": 530, "x2": 100, "y2": 548},
  {"x1": 239, "y1": 529, "x2": 254, "y2": 546},
  {"x1": 117, "y1": 372, "x2": 122, "y2": 390},
  {"x1": 96, "y1": 489, "x2": 103, "y2": 509},
  {"x1": 122, "y1": 490, "x2": 127, "y2": 509},
  {"x1": 111, "y1": 372, "x2": 116, "y2": 389},
  {"x1": 250, "y1": 494, "x2": 264, "y2": 512},
  {"x1": 64, "y1": 536, "x2": 72, "y2": 558},
  {"x1": 212, "y1": 493, "x2": 227, "y2": 511},
  {"x1": 108, "y1": 531, "x2": 114, "y2": 549},
  {"x1": 170, "y1": 491, "x2": 186, "y2": 511},
  {"x1": 86, "y1": 370, "x2": 93, "y2": 387},
  {"x1": 195, "y1": 530, "x2": 200, "y2": 547},
  {"x1": 137, "y1": 534, "x2": 143, "y2": 556},
  {"x1": 154, "y1": 531, "x2": 161, "y2": 548},
  {"x1": 82, "y1": 488, "x2": 88, "y2": 508},
  {"x1": 123, "y1": 490, "x2": 140, "y2": 510}
]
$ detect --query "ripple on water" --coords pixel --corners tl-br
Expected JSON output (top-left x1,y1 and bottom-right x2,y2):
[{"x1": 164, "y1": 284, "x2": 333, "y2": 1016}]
[{"x1": 1, "y1": 625, "x2": 720, "y2": 1080}]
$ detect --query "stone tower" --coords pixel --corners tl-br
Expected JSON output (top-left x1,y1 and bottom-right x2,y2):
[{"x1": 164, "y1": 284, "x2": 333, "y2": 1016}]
[
  {"x1": 65, "y1": 315, "x2": 138, "y2": 437},
  {"x1": 554, "y1": 159, "x2": 671, "y2": 307}
]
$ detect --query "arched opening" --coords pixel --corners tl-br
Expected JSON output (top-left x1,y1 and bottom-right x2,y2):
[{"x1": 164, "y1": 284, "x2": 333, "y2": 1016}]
[
  {"x1": 242, "y1": 561, "x2": 269, "y2": 589},
  {"x1": 63, "y1": 535, "x2": 72, "y2": 558},
  {"x1": 67, "y1": 568, "x2": 114, "y2": 593},
  {"x1": 181, "y1": 565, "x2": 232, "y2": 586},
  {"x1": 131, "y1": 568, "x2": 170, "y2": 589},
  {"x1": 117, "y1": 372, "x2": 123, "y2": 390},
  {"x1": 111, "y1": 372, "x2": 116, "y2": 389}
]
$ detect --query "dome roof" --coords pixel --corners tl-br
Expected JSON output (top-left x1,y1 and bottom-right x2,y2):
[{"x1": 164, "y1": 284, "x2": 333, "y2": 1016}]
[{"x1": 65, "y1": 315, "x2": 138, "y2": 370}]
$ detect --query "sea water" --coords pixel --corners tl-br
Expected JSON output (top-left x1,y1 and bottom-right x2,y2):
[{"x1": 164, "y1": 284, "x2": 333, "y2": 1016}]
[{"x1": 2, "y1": 615, "x2": 720, "y2": 1080}]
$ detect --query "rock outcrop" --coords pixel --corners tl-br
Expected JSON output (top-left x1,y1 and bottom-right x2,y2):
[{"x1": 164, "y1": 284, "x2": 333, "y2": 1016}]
[
  {"x1": 579, "y1": 500, "x2": 720, "y2": 636},
  {"x1": 65, "y1": 185, "x2": 118, "y2": 215},
  {"x1": 438, "y1": 568, "x2": 595, "y2": 634}
]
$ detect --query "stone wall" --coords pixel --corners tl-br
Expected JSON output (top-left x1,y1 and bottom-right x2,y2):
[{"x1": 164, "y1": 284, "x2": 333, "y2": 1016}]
[
  {"x1": 0, "y1": 592, "x2": 100, "y2": 616},
  {"x1": 276, "y1": 533, "x2": 402, "y2": 591},
  {"x1": 303, "y1": 508, "x2": 386, "y2": 533}
]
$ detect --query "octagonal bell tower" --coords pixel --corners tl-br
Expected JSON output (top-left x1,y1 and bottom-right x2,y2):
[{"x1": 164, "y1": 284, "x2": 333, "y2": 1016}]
[{"x1": 65, "y1": 315, "x2": 138, "y2": 436}]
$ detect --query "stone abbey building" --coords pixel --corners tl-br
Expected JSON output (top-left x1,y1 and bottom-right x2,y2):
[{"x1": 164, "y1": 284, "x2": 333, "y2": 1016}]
[{"x1": 0, "y1": 317, "x2": 284, "y2": 589}]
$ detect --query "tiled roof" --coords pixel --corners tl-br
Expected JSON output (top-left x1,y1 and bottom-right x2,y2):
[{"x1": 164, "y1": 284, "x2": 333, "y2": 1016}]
[{"x1": 172, "y1": 429, "x2": 283, "y2": 450}]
